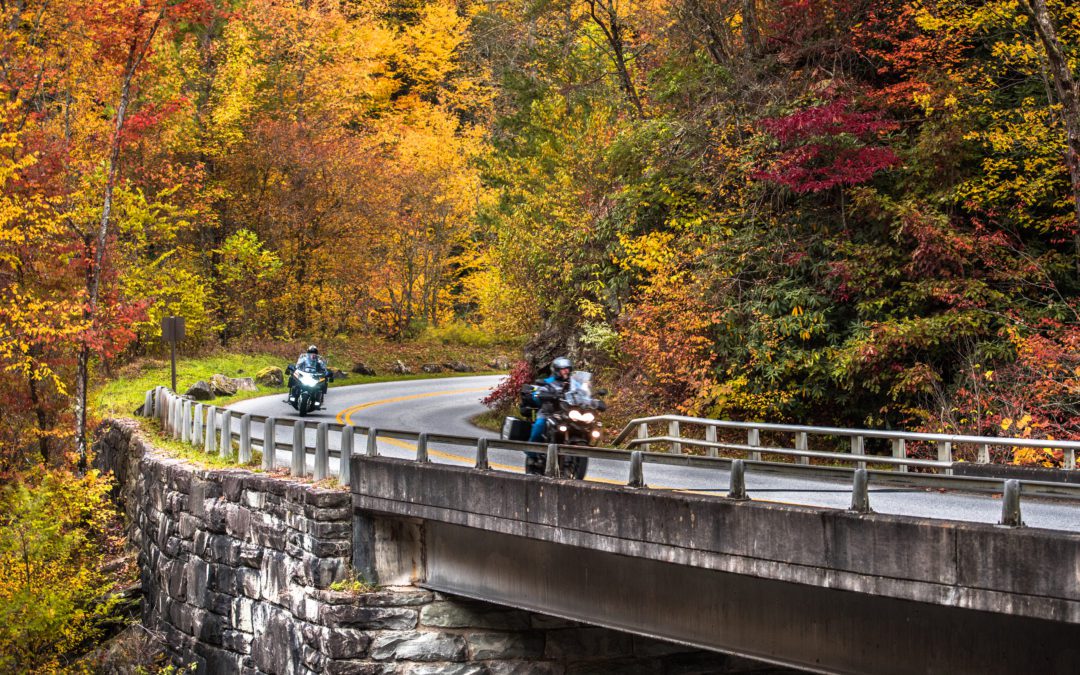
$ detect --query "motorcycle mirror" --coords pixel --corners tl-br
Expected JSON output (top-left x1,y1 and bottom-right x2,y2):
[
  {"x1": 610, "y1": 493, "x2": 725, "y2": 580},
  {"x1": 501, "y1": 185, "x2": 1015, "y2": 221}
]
[
  {"x1": 596, "y1": 388, "x2": 608, "y2": 397},
  {"x1": 286, "y1": 364, "x2": 296, "y2": 374}
]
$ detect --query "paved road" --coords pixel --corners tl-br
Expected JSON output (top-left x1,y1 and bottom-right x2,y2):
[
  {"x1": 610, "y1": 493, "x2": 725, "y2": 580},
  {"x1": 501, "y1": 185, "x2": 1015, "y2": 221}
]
[{"x1": 228, "y1": 375, "x2": 1080, "y2": 533}]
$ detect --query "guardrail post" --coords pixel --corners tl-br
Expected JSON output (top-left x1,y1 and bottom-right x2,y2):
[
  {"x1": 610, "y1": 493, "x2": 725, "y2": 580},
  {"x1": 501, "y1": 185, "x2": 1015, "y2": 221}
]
[
  {"x1": 637, "y1": 422, "x2": 651, "y2": 452},
  {"x1": 978, "y1": 443, "x2": 990, "y2": 465},
  {"x1": 706, "y1": 426, "x2": 718, "y2": 458},
  {"x1": 796, "y1": 432, "x2": 809, "y2": 465},
  {"x1": 262, "y1": 418, "x2": 276, "y2": 470},
  {"x1": 999, "y1": 480, "x2": 1024, "y2": 527},
  {"x1": 239, "y1": 414, "x2": 252, "y2": 464},
  {"x1": 415, "y1": 433, "x2": 430, "y2": 463},
  {"x1": 143, "y1": 390, "x2": 154, "y2": 417},
  {"x1": 192, "y1": 403, "x2": 204, "y2": 447},
  {"x1": 892, "y1": 438, "x2": 907, "y2": 473},
  {"x1": 339, "y1": 426, "x2": 354, "y2": 486},
  {"x1": 628, "y1": 451, "x2": 645, "y2": 488},
  {"x1": 157, "y1": 388, "x2": 166, "y2": 425},
  {"x1": 849, "y1": 468, "x2": 872, "y2": 513},
  {"x1": 747, "y1": 428, "x2": 761, "y2": 462},
  {"x1": 1065, "y1": 448, "x2": 1076, "y2": 471},
  {"x1": 366, "y1": 428, "x2": 379, "y2": 457},
  {"x1": 219, "y1": 411, "x2": 232, "y2": 458},
  {"x1": 545, "y1": 443, "x2": 560, "y2": 478},
  {"x1": 203, "y1": 406, "x2": 217, "y2": 454},
  {"x1": 171, "y1": 397, "x2": 182, "y2": 439},
  {"x1": 728, "y1": 459, "x2": 748, "y2": 500},
  {"x1": 292, "y1": 421, "x2": 306, "y2": 476},
  {"x1": 314, "y1": 422, "x2": 329, "y2": 480},
  {"x1": 851, "y1": 435, "x2": 866, "y2": 471},
  {"x1": 474, "y1": 438, "x2": 488, "y2": 470},
  {"x1": 181, "y1": 400, "x2": 192, "y2": 443},
  {"x1": 937, "y1": 441, "x2": 953, "y2": 475},
  {"x1": 668, "y1": 420, "x2": 681, "y2": 454}
]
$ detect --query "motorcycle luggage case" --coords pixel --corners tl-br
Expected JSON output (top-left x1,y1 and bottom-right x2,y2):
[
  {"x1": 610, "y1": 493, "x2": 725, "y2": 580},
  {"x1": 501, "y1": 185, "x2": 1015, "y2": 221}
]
[{"x1": 502, "y1": 416, "x2": 531, "y2": 441}]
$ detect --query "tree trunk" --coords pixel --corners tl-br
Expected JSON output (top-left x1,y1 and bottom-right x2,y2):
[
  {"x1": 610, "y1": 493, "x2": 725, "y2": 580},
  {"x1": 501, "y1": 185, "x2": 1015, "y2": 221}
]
[
  {"x1": 1020, "y1": 0, "x2": 1080, "y2": 277},
  {"x1": 741, "y1": 0, "x2": 760, "y2": 54},
  {"x1": 586, "y1": 0, "x2": 645, "y2": 117},
  {"x1": 74, "y1": 5, "x2": 166, "y2": 468}
]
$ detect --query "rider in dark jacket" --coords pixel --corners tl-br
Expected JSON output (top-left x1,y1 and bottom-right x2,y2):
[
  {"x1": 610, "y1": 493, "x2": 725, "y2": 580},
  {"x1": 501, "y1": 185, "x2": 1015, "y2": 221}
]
[
  {"x1": 528, "y1": 356, "x2": 573, "y2": 442},
  {"x1": 289, "y1": 345, "x2": 330, "y2": 403}
]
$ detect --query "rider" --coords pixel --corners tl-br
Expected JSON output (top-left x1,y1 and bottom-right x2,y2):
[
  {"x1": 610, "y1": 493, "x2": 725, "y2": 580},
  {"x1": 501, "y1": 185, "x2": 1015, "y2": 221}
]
[
  {"x1": 289, "y1": 345, "x2": 331, "y2": 403},
  {"x1": 528, "y1": 356, "x2": 573, "y2": 442}
]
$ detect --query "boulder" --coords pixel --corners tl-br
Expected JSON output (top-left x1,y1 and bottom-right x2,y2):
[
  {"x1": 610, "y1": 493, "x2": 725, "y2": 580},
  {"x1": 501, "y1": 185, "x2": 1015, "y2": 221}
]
[
  {"x1": 186, "y1": 380, "x2": 215, "y2": 401},
  {"x1": 391, "y1": 360, "x2": 412, "y2": 375},
  {"x1": 443, "y1": 361, "x2": 472, "y2": 373},
  {"x1": 421, "y1": 364, "x2": 444, "y2": 374},
  {"x1": 330, "y1": 369, "x2": 347, "y2": 381},
  {"x1": 351, "y1": 362, "x2": 376, "y2": 376},
  {"x1": 255, "y1": 366, "x2": 284, "y2": 387},
  {"x1": 209, "y1": 374, "x2": 256, "y2": 396},
  {"x1": 488, "y1": 356, "x2": 512, "y2": 370}
]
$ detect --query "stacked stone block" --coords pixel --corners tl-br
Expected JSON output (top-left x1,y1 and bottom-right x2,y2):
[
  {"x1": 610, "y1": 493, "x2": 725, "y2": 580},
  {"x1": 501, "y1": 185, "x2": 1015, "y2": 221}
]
[{"x1": 96, "y1": 420, "x2": 738, "y2": 674}]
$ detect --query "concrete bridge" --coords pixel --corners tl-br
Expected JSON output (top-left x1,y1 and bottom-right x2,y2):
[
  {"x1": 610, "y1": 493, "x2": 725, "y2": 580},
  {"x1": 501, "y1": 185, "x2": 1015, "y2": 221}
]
[{"x1": 351, "y1": 454, "x2": 1080, "y2": 674}]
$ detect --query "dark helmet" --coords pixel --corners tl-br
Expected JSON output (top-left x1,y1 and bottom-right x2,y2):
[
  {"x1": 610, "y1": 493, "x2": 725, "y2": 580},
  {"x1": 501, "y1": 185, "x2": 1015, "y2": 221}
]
[
  {"x1": 552, "y1": 356, "x2": 572, "y2": 372},
  {"x1": 307, "y1": 345, "x2": 319, "y2": 354}
]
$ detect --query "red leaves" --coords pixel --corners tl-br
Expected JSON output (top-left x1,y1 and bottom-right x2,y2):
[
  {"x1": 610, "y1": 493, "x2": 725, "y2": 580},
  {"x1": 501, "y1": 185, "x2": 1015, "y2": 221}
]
[
  {"x1": 754, "y1": 98, "x2": 900, "y2": 193},
  {"x1": 481, "y1": 360, "x2": 533, "y2": 409}
]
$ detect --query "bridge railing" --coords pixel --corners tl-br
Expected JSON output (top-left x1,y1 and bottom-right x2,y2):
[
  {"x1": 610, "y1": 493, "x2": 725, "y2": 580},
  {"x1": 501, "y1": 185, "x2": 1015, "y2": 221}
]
[
  {"x1": 139, "y1": 387, "x2": 1080, "y2": 517},
  {"x1": 612, "y1": 415, "x2": 1080, "y2": 474}
]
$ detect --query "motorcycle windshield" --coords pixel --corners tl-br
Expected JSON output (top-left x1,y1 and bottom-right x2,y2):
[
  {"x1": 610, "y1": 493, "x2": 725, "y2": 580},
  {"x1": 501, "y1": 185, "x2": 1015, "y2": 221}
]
[{"x1": 565, "y1": 371, "x2": 593, "y2": 407}]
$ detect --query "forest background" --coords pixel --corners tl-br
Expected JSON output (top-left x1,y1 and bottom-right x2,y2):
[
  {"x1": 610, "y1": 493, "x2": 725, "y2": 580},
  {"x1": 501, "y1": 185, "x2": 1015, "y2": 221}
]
[{"x1": 0, "y1": 0, "x2": 1078, "y2": 667}]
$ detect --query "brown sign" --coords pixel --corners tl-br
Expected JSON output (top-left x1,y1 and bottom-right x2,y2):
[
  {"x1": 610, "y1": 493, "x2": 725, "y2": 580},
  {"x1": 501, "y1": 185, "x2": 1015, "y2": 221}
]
[{"x1": 161, "y1": 316, "x2": 185, "y2": 343}]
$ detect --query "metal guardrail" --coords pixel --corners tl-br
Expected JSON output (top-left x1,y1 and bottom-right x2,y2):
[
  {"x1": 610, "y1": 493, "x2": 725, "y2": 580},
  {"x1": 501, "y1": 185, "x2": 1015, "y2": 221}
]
[
  {"x1": 611, "y1": 415, "x2": 1080, "y2": 474},
  {"x1": 141, "y1": 387, "x2": 1080, "y2": 527}
]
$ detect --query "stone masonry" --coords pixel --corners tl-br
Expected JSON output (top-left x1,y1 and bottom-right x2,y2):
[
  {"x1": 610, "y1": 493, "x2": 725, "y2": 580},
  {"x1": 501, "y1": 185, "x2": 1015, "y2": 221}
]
[{"x1": 94, "y1": 420, "x2": 747, "y2": 674}]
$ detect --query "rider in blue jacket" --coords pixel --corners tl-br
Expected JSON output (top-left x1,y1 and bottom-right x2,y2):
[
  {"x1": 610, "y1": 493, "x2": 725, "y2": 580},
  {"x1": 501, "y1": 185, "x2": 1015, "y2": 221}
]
[{"x1": 529, "y1": 356, "x2": 573, "y2": 442}]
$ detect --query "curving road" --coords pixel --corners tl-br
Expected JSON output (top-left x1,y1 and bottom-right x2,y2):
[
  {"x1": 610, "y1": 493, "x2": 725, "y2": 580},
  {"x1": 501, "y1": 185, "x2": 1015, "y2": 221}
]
[{"x1": 228, "y1": 375, "x2": 1080, "y2": 532}]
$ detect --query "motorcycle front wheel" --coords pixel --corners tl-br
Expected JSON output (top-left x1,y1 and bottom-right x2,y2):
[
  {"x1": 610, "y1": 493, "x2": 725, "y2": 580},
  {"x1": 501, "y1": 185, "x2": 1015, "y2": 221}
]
[{"x1": 298, "y1": 392, "x2": 311, "y2": 416}]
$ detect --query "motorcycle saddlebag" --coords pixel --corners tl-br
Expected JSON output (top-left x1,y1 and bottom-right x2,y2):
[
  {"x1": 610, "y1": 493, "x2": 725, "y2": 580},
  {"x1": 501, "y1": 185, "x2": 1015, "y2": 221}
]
[{"x1": 502, "y1": 416, "x2": 531, "y2": 441}]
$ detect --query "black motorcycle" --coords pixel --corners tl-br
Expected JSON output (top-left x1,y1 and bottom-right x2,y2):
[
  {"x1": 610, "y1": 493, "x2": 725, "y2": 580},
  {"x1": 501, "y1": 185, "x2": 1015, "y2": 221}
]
[
  {"x1": 285, "y1": 363, "x2": 331, "y2": 416},
  {"x1": 502, "y1": 371, "x2": 605, "y2": 479}
]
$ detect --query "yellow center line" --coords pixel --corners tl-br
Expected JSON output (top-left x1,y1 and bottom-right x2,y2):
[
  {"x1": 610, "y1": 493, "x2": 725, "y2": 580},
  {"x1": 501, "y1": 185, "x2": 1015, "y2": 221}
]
[{"x1": 335, "y1": 387, "x2": 490, "y2": 426}]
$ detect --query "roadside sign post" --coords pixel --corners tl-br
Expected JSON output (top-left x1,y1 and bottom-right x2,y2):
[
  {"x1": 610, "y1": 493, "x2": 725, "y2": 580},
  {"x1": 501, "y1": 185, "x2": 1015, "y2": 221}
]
[{"x1": 161, "y1": 316, "x2": 186, "y2": 392}]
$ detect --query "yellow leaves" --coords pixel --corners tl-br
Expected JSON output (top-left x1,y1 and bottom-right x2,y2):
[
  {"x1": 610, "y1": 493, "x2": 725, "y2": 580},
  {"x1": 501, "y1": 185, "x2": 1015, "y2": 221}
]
[{"x1": 616, "y1": 231, "x2": 678, "y2": 274}]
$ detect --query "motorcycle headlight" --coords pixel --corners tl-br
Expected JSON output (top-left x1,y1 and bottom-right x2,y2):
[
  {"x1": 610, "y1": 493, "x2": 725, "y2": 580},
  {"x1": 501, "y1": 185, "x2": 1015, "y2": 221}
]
[
  {"x1": 569, "y1": 410, "x2": 595, "y2": 423},
  {"x1": 558, "y1": 425, "x2": 567, "y2": 432},
  {"x1": 591, "y1": 430, "x2": 601, "y2": 438},
  {"x1": 297, "y1": 371, "x2": 317, "y2": 386}
]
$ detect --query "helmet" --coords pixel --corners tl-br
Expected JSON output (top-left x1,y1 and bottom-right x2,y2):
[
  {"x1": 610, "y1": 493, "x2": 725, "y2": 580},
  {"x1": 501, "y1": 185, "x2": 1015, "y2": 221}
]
[
  {"x1": 552, "y1": 356, "x2": 572, "y2": 372},
  {"x1": 307, "y1": 345, "x2": 319, "y2": 354}
]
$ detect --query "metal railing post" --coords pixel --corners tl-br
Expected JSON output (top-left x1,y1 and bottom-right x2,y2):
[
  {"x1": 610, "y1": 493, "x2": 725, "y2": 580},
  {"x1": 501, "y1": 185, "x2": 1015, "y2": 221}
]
[
  {"x1": 851, "y1": 435, "x2": 866, "y2": 471},
  {"x1": 262, "y1": 418, "x2": 276, "y2": 470},
  {"x1": 747, "y1": 428, "x2": 761, "y2": 462},
  {"x1": 314, "y1": 422, "x2": 329, "y2": 480},
  {"x1": 474, "y1": 438, "x2": 488, "y2": 470},
  {"x1": 999, "y1": 480, "x2": 1024, "y2": 527},
  {"x1": 219, "y1": 411, "x2": 232, "y2": 458},
  {"x1": 416, "y1": 433, "x2": 429, "y2": 463},
  {"x1": 849, "y1": 469, "x2": 872, "y2": 513},
  {"x1": 978, "y1": 443, "x2": 990, "y2": 465},
  {"x1": 706, "y1": 425, "x2": 718, "y2": 458},
  {"x1": 637, "y1": 422, "x2": 651, "y2": 452},
  {"x1": 171, "y1": 397, "x2": 181, "y2": 439},
  {"x1": 291, "y1": 421, "x2": 306, "y2": 476},
  {"x1": 339, "y1": 426, "x2": 354, "y2": 486},
  {"x1": 728, "y1": 459, "x2": 748, "y2": 500},
  {"x1": 181, "y1": 400, "x2": 191, "y2": 443},
  {"x1": 545, "y1": 444, "x2": 560, "y2": 478},
  {"x1": 669, "y1": 420, "x2": 681, "y2": 454},
  {"x1": 892, "y1": 438, "x2": 907, "y2": 473},
  {"x1": 203, "y1": 406, "x2": 217, "y2": 454},
  {"x1": 366, "y1": 428, "x2": 379, "y2": 457},
  {"x1": 628, "y1": 451, "x2": 645, "y2": 488},
  {"x1": 239, "y1": 414, "x2": 252, "y2": 464},
  {"x1": 937, "y1": 441, "x2": 953, "y2": 475},
  {"x1": 796, "y1": 431, "x2": 809, "y2": 465},
  {"x1": 1066, "y1": 448, "x2": 1076, "y2": 471},
  {"x1": 143, "y1": 390, "x2": 154, "y2": 418}
]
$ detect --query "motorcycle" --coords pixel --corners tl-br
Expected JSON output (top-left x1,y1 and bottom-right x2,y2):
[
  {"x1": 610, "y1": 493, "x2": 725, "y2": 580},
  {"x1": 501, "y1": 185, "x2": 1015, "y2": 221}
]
[
  {"x1": 502, "y1": 371, "x2": 606, "y2": 479},
  {"x1": 285, "y1": 363, "x2": 331, "y2": 416}
]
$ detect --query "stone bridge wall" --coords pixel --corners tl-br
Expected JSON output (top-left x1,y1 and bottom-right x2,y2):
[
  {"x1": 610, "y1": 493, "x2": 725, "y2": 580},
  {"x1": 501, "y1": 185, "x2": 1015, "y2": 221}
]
[{"x1": 94, "y1": 420, "x2": 732, "y2": 674}]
